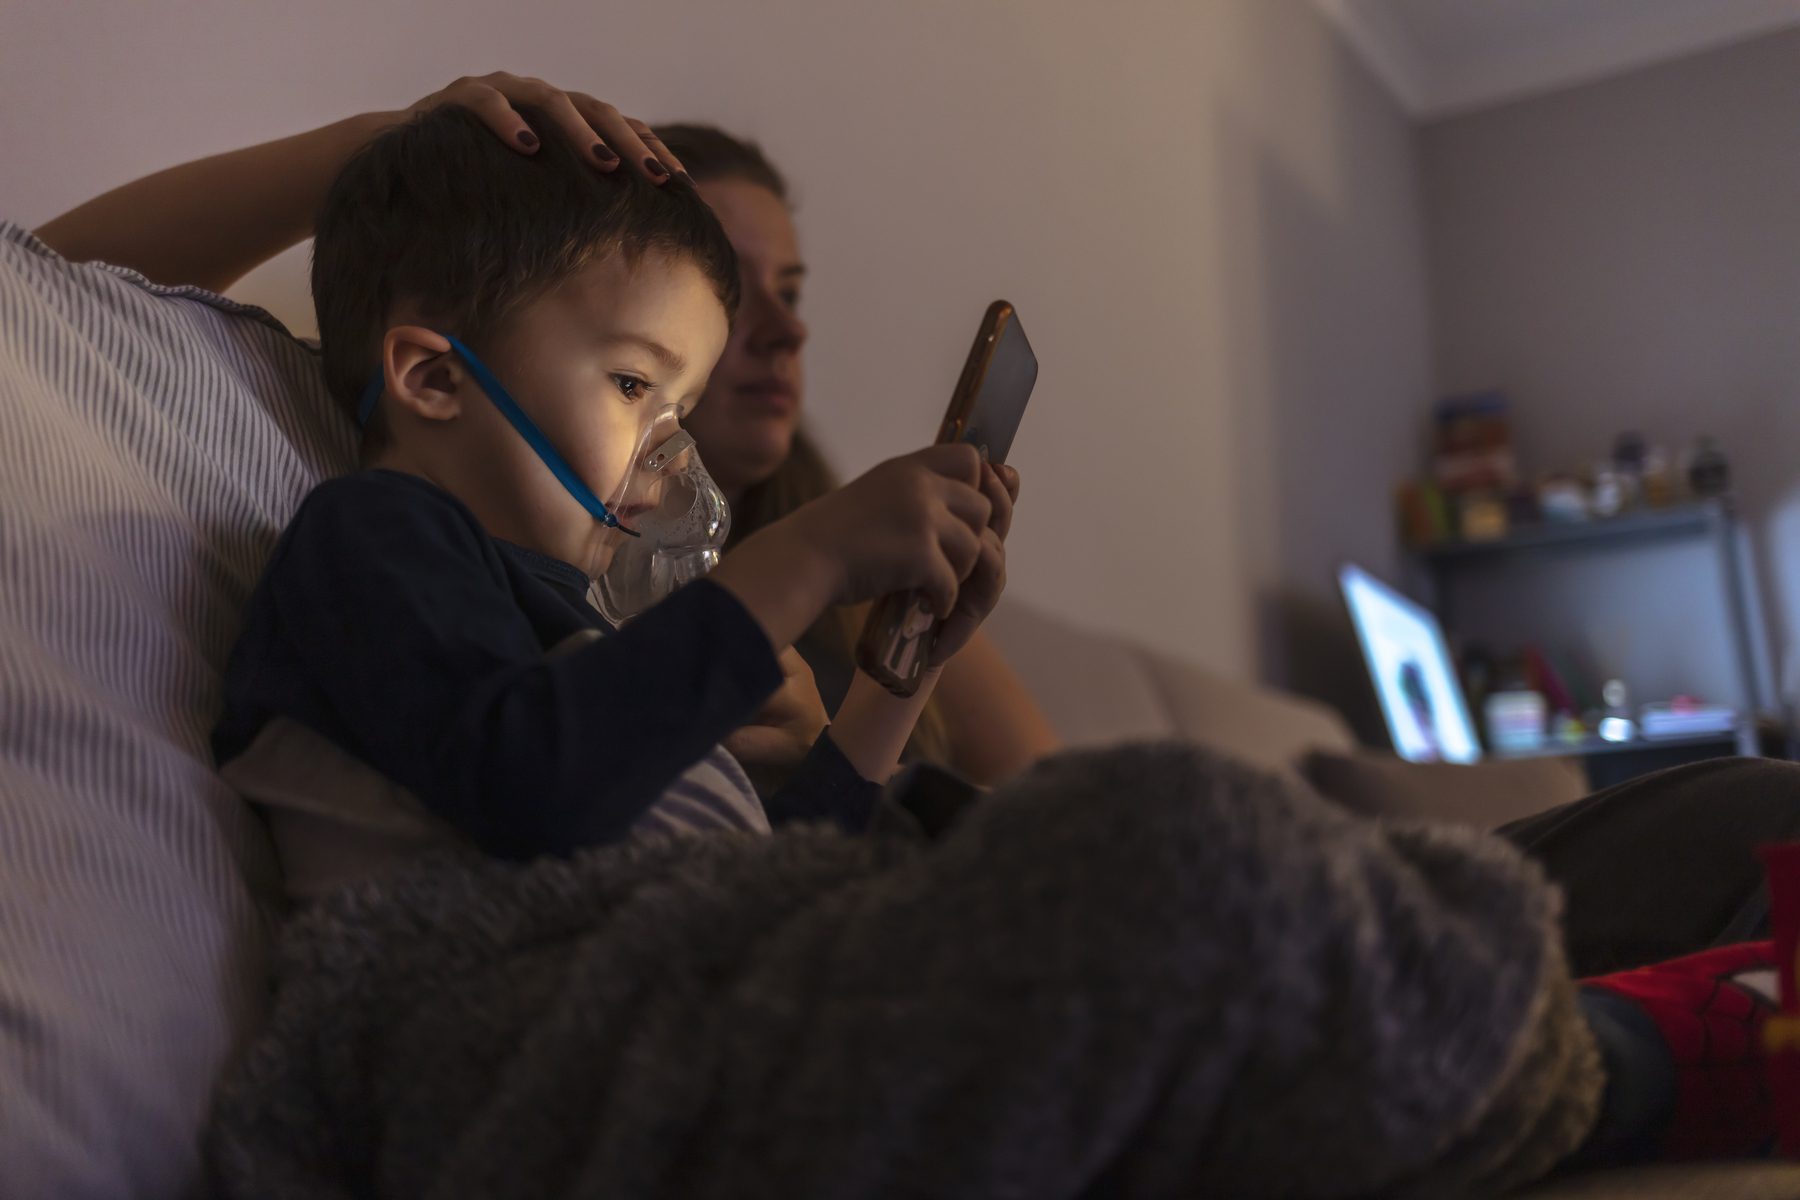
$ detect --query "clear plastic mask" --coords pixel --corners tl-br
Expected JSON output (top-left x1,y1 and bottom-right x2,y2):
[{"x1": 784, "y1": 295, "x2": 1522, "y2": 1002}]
[
  {"x1": 356, "y1": 335, "x2": 729, "y2": 620},
  {"x1": 594, "y1": 410, "x2": 730, "y2": 624}
]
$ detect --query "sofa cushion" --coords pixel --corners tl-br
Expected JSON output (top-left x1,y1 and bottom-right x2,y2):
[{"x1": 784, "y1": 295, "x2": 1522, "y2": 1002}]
[
  {"x1": 982, "y1": 601, "x2": 1180, "y2": 746},
  {"x1": 1133, "y1": 644, "x2": 1357, "y2": 778},
  {"x1": 1304, "y1": 749, "x2": 1589, "y2": 829},
  {"x1": 984, "y1": 601, "x2": 1356, "y2": 778},
  {"x1": 0, "y1": 222, "x2": 352, "y2": 1197}
]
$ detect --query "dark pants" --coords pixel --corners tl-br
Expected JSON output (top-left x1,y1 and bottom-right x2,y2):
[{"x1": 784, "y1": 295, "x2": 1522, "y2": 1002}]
[
  {"x1": 1498, "y1": 756, "x2": 1800, "y2": 977},
  {"x1": 897, "y1": 754, "x2": 1800, "y2": 979}
]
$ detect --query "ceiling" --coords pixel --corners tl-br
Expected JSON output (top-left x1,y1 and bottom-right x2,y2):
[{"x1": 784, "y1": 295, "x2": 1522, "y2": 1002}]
[{"x1": 1313, "y1": 0, "x2": 1800, "y2": 119}]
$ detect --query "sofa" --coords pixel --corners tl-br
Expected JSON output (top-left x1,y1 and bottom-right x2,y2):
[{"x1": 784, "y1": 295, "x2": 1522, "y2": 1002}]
[{"x1": 1, "y1": 218, "x2": 1794, "y2": 1198}]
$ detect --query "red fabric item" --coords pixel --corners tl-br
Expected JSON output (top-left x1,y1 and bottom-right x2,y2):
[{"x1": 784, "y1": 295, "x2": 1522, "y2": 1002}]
[
  {"x1": 1583, "y1": 941, "x2": 1777, "y2": 1160},
  {"x1": 1760, "y1": 843, "x2": 1800, "y2": 1156}
]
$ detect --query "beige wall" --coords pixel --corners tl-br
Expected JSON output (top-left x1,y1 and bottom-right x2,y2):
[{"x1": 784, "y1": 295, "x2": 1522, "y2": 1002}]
[
  {"x1": 1422, "y1": 29, "x2": 1800, "y2": 712},
  {"x1": 1, "y1": 0, "x2": 1429, "y2": 692}
]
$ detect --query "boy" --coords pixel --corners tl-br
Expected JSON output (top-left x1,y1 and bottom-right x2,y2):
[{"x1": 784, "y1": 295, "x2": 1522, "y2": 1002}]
[{"x1": 213, "y1": 104, "x2": 1015, "y2": 898}]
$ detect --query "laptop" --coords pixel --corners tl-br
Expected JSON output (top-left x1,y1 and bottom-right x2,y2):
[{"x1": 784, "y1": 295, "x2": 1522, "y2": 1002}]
[{"x1": 1337, "y1": 563, "x2": 1483, "y2": 764}]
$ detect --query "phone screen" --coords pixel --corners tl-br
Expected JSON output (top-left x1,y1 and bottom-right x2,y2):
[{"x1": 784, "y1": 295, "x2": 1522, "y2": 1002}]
[{"x1": 949, "y1": 311, "x2": 1036, "y2": 466}]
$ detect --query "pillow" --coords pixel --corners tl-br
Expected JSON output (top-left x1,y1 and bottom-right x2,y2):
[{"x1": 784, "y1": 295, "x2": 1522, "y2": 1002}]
[
  {"x1": 1133, "y1": 648, "x2": 1358, "y2": 781},
  {"x1": 0, "y1": 222, "x2": 354, "y2": 1197},
  {"x1": 1302, "y1": 748, "x2": 1588, "y2": 830},
  {"x1": 983, "y1": 602, "x2": 1360, "y2": 779},
  {"x1": 982, "y1": 601, "x2": 1180, "y2": 747}
]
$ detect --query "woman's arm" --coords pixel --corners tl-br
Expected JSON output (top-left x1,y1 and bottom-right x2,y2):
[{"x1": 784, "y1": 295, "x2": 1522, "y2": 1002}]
[
  {"x1": 36, "y1": 112, "x2": 398, "y2": 292},
  {"x1": 36, "y1": 72, "x2": 686, "y2": 292},
  {"x1": 932, "y1": 627, "x2": 1061, "y2": 785}
]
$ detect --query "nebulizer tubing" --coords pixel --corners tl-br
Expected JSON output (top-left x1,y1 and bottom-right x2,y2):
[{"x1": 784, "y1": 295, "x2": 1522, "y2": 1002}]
[{"x1": 355, "y1": 334, "x2": 638, "y2": 536}]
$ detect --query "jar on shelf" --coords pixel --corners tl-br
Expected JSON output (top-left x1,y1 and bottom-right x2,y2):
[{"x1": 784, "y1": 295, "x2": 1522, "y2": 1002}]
[{"x1": 1687, "y1": 437, "x2": 1730, "y2": 498}]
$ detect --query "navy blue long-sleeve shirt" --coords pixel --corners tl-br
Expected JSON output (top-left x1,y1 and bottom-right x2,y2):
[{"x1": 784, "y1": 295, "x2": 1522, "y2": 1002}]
[{"x1": 213, "y1": 469, "x2": 880, "y2": 861}]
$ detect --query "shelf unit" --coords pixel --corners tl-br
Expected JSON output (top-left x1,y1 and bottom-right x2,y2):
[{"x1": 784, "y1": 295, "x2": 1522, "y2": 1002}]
[
  {"x1": 1419, "y1": 502, "x2": 1721, "y2": 562},
  {"x1": 1491, "y1": 728, "x2": 1744, "y2": 763},
  {"x1": 1414, "y1": 498, "x2": 1767, "y2": 760}
]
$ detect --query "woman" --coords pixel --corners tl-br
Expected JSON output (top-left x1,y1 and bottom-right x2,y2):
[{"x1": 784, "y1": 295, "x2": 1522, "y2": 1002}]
[
  {"x1": 650, "y1": 122, "x2": 1059, "y2": 783},
  {"x1": 39, "y1": 72, "x2": 1058, "y2": 787}
]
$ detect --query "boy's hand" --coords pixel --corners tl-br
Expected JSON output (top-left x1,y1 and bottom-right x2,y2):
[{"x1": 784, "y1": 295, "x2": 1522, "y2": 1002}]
[
  {"x1": 929, "y1": 461, "x2": 1019, "y2": 665},
  {"x1": 403, "y1": 72, "x2": 686, "y2": 182},
  {"x1": 711, "y1": 444, "x2": 992, "y2": 654},
  {"x1": 724, "y1": 648, "x2": 829, "y2": 773},
  {"x1": 802, "y1": 443, "x2": 994, "y2": 617},
  {"x1": 828, "y1": 462, "x2": 1017, "y2": 785}
]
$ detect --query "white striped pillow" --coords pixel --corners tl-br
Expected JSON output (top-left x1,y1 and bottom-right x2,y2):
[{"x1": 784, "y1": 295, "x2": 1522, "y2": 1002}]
[{"x1": 0, "y1": 222, "x2": 354, "y2": 1198}]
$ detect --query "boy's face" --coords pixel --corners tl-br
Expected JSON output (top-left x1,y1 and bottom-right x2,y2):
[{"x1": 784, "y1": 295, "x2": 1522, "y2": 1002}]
[{"x1": 446, "y1": 251, "x2": 730, "y2": 576}]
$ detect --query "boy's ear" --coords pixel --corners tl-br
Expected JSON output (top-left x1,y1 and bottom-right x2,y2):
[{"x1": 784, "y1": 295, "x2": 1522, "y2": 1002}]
[{"x1": 381, "y1": 326, "x2": 465, "y2": 423}]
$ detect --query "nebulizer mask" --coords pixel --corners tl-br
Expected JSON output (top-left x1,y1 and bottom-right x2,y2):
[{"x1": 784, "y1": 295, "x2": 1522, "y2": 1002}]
[
  {"x1": 357, "y1": 333, "x2": 730, "y2": 624},
  {"x1": 591, "y1": 409, "x2": 731, "y2": 624}
]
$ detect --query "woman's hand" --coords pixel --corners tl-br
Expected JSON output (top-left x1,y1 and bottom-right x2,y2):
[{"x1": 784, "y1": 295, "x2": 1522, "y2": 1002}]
[
  {"x1": 37, "y1": 71, "x2": 685, "y2": 292},
  {"x1": 404, "y1": 72, "x2": 687, "y2": 182},
  {"x1": 723, "y1": 648, "x2": 830, "y2": 774},
  {"x1": 929, "y1": 461, "x2": 1019, "y2": 665}
]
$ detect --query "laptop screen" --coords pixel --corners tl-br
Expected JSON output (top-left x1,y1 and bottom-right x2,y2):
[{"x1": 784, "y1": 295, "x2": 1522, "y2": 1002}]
[{"x1": 1337, "y1": 563, "x2": 1482, "y2": 764}]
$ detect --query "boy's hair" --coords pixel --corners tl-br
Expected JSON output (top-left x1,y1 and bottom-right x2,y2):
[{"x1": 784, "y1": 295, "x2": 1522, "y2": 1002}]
[
  {"x1": 653, "y1": 124, "x2": 790, "y2": 201},
  {"x1": 312, "y1": 105, "x2": 741, "y2": 444}
]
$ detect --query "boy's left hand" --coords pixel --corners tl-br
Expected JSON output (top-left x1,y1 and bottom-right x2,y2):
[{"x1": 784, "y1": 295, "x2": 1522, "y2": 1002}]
[
  {"x1": 930, "y1": 462, "x2": 1019, "y2": 666},
  {"x1": 725, "y1": 648, "x2": 829, "y2": 772}
]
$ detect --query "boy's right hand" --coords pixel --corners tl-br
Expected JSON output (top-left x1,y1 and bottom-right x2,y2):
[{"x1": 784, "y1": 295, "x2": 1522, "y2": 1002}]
[
  {"x1": 711, "y1": 444, "x2": 992, "y2": 653},
  {"x1": 797, "y1": 444, "x2": 993, "y2": 617}
]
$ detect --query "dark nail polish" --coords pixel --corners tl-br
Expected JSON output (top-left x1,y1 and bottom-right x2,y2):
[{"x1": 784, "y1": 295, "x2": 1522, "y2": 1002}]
[
  {"x1": 516, "y1": 129, "x2": 539, "y2": 149},
  {"x1": 592, "y1": 142, "x2": 619, "y2": 165},
  {"x1": 643, "y1": 157, "x2": 670, "y2": 180}
]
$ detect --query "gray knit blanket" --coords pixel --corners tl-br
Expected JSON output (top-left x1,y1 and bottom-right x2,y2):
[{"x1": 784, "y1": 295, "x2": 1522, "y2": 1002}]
[{"x1": 209, "y1": 743, "x2": 1602, "y2": 1199}]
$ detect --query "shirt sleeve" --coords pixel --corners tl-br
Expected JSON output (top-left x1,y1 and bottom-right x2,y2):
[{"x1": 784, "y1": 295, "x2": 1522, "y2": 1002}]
[
  {"x1": 763, "y1": 728, "x2": 884, "y2": 833},
  {"x1": 261, "y1": 474, "x2": 783, "y2": 860}
]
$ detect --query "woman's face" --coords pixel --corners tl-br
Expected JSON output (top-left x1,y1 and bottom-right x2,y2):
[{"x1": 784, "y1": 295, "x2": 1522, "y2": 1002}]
[{"x1": 685, "y1": 177, "x2": 808, "y2": 498}]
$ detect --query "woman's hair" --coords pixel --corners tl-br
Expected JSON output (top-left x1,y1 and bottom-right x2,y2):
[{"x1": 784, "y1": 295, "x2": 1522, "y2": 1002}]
[
  {"x1": 312, "y1": 105, "x2": 739, "y2": 449},
  {"x1": 658, "y1": 122, "x2": 951, "y2": 764},
  {"x1": 654, "y1": 123, "x2": 790, "y2": 199}
]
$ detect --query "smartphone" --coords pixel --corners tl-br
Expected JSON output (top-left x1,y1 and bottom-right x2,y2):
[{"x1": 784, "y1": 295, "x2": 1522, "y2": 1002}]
[{"x1": 855, "y1": 300, "x2": 1038, "y2": 696}]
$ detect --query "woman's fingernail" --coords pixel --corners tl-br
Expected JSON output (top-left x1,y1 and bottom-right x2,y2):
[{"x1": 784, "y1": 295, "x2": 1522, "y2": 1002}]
[
  {"x1": 592, "y1": 142, "x2": 619, "y2": 165},
  {"x1": 516, "y1": 129, "x2": 539, "y2": 149},
  {"x1": 643, "y1": 157, "x2": 670, "y2": 180}
]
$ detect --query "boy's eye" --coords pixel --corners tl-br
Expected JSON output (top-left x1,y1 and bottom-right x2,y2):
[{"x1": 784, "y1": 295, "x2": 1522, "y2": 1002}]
[{"x1": 611, "y1": 374, "x2": 652, "y2": 402}]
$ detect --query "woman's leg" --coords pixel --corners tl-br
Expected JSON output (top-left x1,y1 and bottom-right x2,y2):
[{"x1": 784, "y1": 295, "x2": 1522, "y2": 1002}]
[{"x1": 1496, "y1": 757, "x2": 1800, "y2": 977}]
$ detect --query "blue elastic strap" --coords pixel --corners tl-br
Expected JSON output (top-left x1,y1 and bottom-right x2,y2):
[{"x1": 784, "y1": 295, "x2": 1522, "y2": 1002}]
[
  {"x1": 356, "y1": 335, "x2": 634, "y2": 535},
  {"x1": 355, "y1": 373, "x2": 384, "y2": 429}
]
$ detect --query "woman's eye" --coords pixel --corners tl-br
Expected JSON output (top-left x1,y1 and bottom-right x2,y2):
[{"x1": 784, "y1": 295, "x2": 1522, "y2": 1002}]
[{"x1": 779, "y1": 290, "x2": 802, "y2": 311}]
